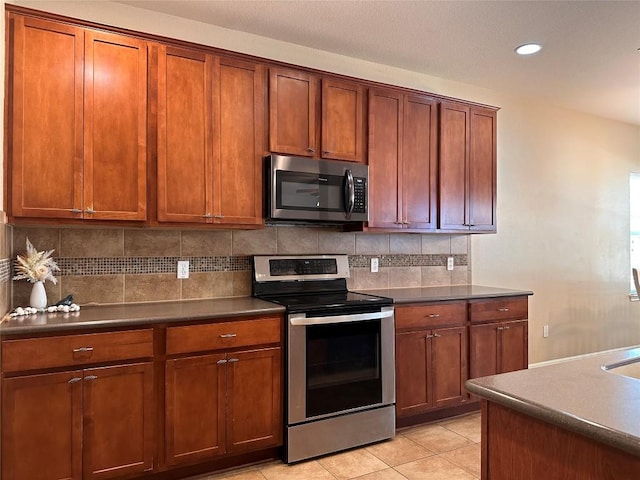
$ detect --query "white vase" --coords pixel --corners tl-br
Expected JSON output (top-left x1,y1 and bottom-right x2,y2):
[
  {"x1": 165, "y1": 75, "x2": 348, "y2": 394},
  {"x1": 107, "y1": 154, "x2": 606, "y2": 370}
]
[{"x1": 29, "y1": 281, "x2": 47, "y2": 310}]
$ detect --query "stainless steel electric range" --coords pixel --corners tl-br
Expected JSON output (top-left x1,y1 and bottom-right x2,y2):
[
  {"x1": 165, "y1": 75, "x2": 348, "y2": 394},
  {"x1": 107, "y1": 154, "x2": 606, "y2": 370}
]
[{"x1": 252, "y1": 254, "x2": 395, "y2": 463}]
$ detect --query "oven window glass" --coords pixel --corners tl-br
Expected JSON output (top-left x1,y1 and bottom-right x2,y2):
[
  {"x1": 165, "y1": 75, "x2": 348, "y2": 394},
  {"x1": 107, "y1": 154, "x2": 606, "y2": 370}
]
[
  {"x1": 277, "y1": 171, "x2": 344, "y2": 212},
  {"x1": 306, "y1": 319, "x2": 381, "y2": 418}
]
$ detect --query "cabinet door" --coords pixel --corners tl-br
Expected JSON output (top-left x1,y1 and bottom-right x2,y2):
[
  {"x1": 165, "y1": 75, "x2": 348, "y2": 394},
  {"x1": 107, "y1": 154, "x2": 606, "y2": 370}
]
[
  {"x1": 439, "y1": 101, "x2": 470, "y2": 231},
  {"x1": 432, "y1": 326, "x2": 467, "y2": 408},
  {"x1": 215, "y1": 57, "x2": 265, "y2": 225},
  {"x1": 500, "y1": 320, "x2": 528, "y2": 373},
  {"x1": 368, "y1": 89, "x2": 402, "y2": 229},
  {"x1": 395, "y1": 330, "x2": 432, "y2": 417},
  {"x1": 84, "y1": 30, "x2": 148, "y2": 221},
  {"x1": 165, "y1": 354, "x2": 227, "y2": 466},
  {"x1": 2, "y1": 371, "x2": 83, "y2": 480},
  {"x1": 83, "y1": 363, "x2": 154, "y2": 480},
  {"x1": 226, "y1": 347, "x2": 282, "y2": 453},
  {"x1": 157, "y1": 45, "x2": 213, "y2": 223},
  {"x1": 321, "y1": 78, "x2": 363, "y2": 162},
  {"x1": 469, "y1": 323, "x2": 499, "y2": 379},
  {"x1": 9, "y1": 15, "x2": 84, "y2": 220},
  {"x1": 468, "y1": 107, "x2": 497, "y2": 231},
  {"x1": 402, "y1": 94, "x2": 438, "y2": 229},
  {"x1": 269, "y1": 68, "x2": 317, "y2": 156}
]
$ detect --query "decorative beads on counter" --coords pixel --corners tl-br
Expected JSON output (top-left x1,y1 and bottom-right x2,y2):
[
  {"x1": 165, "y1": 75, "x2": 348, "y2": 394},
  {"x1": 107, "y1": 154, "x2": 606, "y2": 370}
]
[
  {"x1": 47, "y1": 304, "x2": 81, "y2": 313},
  {"x1": 9, "y1": 304, "x2": 81, "y2": 317}
]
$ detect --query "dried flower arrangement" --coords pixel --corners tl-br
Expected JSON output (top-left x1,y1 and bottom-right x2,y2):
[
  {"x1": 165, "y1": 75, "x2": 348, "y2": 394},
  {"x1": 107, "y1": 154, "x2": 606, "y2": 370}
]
[{"x1": 13, "y1": 238, "x2": 60, "y2": 284}]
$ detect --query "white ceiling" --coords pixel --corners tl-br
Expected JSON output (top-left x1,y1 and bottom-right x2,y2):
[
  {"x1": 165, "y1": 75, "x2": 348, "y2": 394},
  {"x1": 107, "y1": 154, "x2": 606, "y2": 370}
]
[{"x1": 115, "y1": 0, "x2": 640, "y2": 125}]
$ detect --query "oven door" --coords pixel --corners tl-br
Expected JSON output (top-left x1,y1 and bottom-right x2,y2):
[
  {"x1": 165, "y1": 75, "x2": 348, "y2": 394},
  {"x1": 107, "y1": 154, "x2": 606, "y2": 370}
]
[
  {"x1": 287, "y1": 306, "x2": 394, "y2": 425},
  {"x1": 268, "y1": 154, "x2": 368, "y2": 222}
]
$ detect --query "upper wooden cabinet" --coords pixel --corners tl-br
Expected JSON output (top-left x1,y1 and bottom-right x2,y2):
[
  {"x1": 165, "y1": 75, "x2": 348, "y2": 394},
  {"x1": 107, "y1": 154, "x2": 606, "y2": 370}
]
[
  {"x1": 368, "y1": 89, "x2": 438, "y2": 230},
  {"x1": 157, "y1": 46, "x2": 264, "y2": 226},
  {"x1": 439, "y1": 101, "x2": 497, "y2": 232},
  {"x1": 8, "y1": 15, "x2": 148, "y2": 221},
  {"x1": 269, "y1": 67, "x2": 364, "y2": 162}
]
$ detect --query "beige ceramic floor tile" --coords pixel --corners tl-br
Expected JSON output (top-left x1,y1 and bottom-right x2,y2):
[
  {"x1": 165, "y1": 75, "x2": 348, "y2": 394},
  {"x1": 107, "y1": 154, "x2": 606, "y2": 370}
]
[
  {"x1": 190, "y1": 466, "x2": 266, "y2": 480},
  {"x1": 318, "y1": 448, "x2": 388, "y2": 479},
  {"x1": 403, "y1": 425, "x2": 472, "y2": 454},
  {"x1": 439, "y1": 414, "x2": 482, "y2": 444},
  {"x1": 395, "y1": 456, "x2": 477, "y2": 480},
  {"x1": 352, "y1": 467, "x2": 408, "y2": 480},
  {"x1": 260, "y1": 460, "x2": 336, "y2": 480},
  {"x1": 365, "y1": 435, "x2": 434, "y2": 467},
  {"x1": 440, "y1": 444, "x2": 481, "y2": 478}
]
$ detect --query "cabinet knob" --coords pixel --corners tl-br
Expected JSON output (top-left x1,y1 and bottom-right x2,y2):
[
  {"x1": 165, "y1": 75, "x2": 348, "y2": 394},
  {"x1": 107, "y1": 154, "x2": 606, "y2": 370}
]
[
  {"x1": 307, "y1": 147, "x2": 316, "y2": 153},
  {"x1": 68, "y1": 377, "x2": 82, "y2": 384},
  {"x1": 216, "y1": 359, "x2": 228, "y2": 365},
  {"x1": 497, "y1": 326, "x2": 504, "y2": 331},
  {"x1": 502, "y1": 325, "x2": 511, "y2": 330},
  {"x1": 70, "y1": 208, "x2": 82, "y2": 214},
  {"x1": 228, "y1": 358, "x2": 239, "y2": 363},
  {"x1": 497, "y1": 307, "x2": 510, "y2": 312},
  {"x1": 219, "y1": 333, "x2": 237, "y2": 338},
  {"x1": 428, "y1": 314, "x2": 440, "y2": 318},
  {"x1": 85, "y1": 208, "x2": 95, "y2": 214},
  {"x1": 323, "y1": 150, "x2": 330, "y2": 154},
  {"x1": 213, "y1": 214, "x2": 224, "y2": 219},
  {"x1": 404, "y1": 221, "x2": 412, "y2": 225},
  {"x1": 84, "y1": 375, "x2": 98, "y2": 381},
  {"x1": 433, "y1": 333, "x2": 441, "y2": 338},
  {"x1": 204, "y1": 213, "x2": 213, "y2": 218},
  {"x1": 425, "y1": 334, "x2": 434, "y2": 339}
]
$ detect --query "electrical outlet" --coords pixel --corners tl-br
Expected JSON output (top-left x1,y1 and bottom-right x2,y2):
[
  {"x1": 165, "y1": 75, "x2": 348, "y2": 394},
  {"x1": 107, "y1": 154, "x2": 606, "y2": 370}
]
[
  {"x1": 543, "y1": 325, "x2": 549, "y2": 338},
  {"x1": 447, "y1": 256, "x2": 454, "y2": 271},
  {"x1": 371, "y1": 257, "x2": 379, "y2": 273},
  {"x1": 177, "y1": 260, "x2": 190, "y2": 279}
]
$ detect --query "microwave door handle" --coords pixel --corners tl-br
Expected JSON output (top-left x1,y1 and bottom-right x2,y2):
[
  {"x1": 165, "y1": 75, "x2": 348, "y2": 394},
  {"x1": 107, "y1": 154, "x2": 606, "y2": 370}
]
[{"x1": 344, "y1": 169, "x2": 355, "y2": 217}]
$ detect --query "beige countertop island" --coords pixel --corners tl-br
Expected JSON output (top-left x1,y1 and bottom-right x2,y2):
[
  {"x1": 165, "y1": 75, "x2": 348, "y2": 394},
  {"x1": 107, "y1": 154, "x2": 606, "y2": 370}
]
[{"x1": 466, "y1": 347, "x2": 640, "y2": 479}]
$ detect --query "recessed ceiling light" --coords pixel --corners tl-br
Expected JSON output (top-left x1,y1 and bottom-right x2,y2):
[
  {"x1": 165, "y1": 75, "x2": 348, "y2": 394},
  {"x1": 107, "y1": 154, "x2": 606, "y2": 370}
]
[{"x1": 515, "y1": 43, "x2": 542, "y2": 56}]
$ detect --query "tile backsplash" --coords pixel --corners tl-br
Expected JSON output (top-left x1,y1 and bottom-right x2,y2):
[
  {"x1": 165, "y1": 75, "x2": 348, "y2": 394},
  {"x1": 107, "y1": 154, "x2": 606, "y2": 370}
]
[{"x1": 8, "y1": 225, "x2": 470, "y2": 309}]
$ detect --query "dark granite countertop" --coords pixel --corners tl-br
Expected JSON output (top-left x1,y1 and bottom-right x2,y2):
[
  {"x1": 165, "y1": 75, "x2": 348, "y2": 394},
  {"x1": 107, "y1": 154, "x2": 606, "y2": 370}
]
[
  {"x1": 0, "y1": 297, "x2": 286, "y2": 335},
  {"x1": 357, "y1": 285, "x2": 533, "y2": 304},
  {"x1": 466, "y1": 347, "x2": 640, "y2": 457}
]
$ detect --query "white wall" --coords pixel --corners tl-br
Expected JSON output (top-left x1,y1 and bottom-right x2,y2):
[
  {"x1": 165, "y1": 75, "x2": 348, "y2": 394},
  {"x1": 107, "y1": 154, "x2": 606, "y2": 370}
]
[{"x1": 9, "y1": 0, "x2": 640, "y2": 362}]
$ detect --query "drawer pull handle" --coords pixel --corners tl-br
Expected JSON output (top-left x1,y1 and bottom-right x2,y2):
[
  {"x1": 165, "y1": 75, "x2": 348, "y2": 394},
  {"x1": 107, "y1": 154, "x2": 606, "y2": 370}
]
[
  {"x1": 497, "y1": 307, "x2": 510, "y2": 312},
  {"x1": 219, "y1": 333, "x2": 237, "y2": 338},
  {"x1": 228, "y1": 358, "x2": 239, "y2": 363},
  {"x1": 84, "y1": 375, "x2": 98, "y2": 381},
  {"x1": 73, "y1": 347, "x2": 94, "y2": 353},
  {"x1": 425, "y1": 334, "x2": 434, "y2": 339},
  {"x1": 216, "y1": 359, "x2": 228, "y2": 365},
  {"x1": 502, "y1": 326, "x2": 511, "y2": 330},
  {"x1": 68, "y1": 377, "x2": 82, "y2": 384},
  {"x1": 496, "y1": 326, "x2": 504, "y2": 331},
  {"x1": 428, "y1": 314, "x2": 440, "y2": 318},
  {"x1": 432, "y1": 333, "x2": 441, "y2": 338}
]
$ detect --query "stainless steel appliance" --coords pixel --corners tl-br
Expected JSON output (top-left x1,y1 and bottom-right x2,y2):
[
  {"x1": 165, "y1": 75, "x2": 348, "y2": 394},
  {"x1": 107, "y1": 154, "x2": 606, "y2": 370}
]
[
  {"x1": 266, "y1": 154, "x2": 368, "y2": 223},
  {"x1": 252, "y1": 254, "x2": 395, "y2": 463}
]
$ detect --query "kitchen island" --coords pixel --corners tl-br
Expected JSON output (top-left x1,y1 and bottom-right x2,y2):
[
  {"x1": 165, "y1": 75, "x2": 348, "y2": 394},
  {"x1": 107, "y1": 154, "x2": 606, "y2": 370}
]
[{"x1": 466, "y1": 347, "x2": 640, "y2": 479}]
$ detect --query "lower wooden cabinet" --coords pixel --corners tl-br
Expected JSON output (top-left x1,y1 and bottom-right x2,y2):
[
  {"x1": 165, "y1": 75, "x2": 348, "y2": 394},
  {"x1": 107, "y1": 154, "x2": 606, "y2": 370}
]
[
  {"x1": 469, "y1": 319, "x2": 528, "y2": 378},
  {"x1": 2, "y1": 363, "x2": 154, "y2": 480},
  {"x1": 165, "y1": 346, "x2": 282, "y2": 466},
  {"x1": 396, "y1": 325, "x2": 467, "y2": 417},
  {"x1": 395, "y1": 302, "x2": 468, "y2": 419},
  {"x1": 468, "y1": 296, "x2": 529, "y2": 378}
]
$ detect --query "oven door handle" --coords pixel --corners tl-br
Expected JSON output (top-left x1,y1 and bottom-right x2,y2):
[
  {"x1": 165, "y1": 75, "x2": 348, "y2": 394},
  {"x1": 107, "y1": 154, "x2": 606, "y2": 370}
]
[{"x1": 289, "y1": 309, "x2": 393, "y2": 326}]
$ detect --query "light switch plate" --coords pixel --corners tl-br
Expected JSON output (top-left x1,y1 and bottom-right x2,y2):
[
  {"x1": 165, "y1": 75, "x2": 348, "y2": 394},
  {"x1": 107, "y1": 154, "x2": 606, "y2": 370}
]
[
  {"x1": 447, "y1": 256, "x2": 454, "y2": 271},
  {"x1": 371, "y1": 257, "x2": 379, "y2": 273}
]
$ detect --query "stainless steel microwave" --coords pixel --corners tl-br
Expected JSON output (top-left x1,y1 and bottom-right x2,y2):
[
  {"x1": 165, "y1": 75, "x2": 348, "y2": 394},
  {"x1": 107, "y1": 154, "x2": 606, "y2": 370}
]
[{"x1": 266, "y1": 154, "x2": 368, "y2": 223}]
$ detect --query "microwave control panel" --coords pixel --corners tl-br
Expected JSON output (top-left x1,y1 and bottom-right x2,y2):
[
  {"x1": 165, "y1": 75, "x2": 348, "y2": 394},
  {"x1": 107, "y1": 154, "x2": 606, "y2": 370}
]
[{"x1": 353, "y1": 178, "x2": 366, "y2": 213}]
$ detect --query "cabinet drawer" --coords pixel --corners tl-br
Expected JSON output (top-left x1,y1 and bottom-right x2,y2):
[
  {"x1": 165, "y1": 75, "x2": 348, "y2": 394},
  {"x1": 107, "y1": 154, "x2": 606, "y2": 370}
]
[
  {"x1": 469, "y1": 296, "x2": 528, "y2": 323},
  {"x1": 2, "y1": 329, "x2": 153, "y2": 373},
  {"x1": 396, "y1": 302, "x2": 466, "y2": 330},
  {"x1": 166, "y1": 316, "x2": 282, "y2": 355}
]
